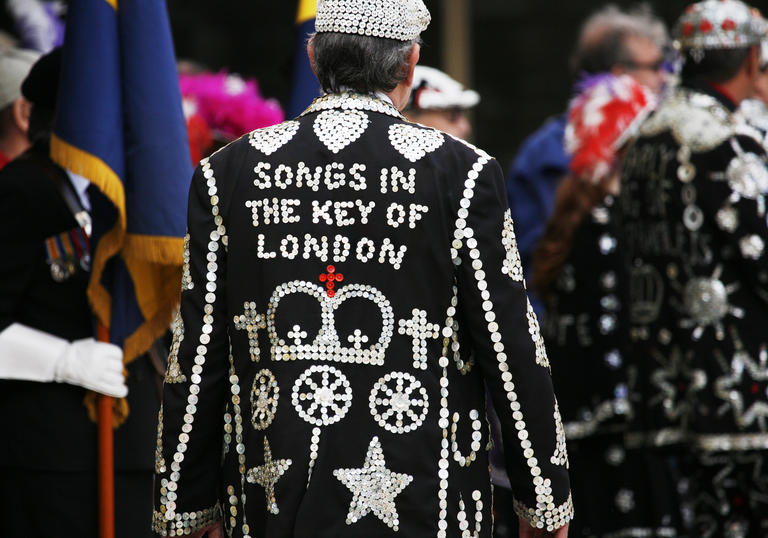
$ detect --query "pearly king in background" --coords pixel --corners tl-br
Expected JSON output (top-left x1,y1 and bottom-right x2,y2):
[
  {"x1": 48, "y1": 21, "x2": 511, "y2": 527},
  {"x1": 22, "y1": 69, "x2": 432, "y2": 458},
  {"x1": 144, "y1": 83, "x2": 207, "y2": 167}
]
[{"x1": 619, "y1": 1, "x2": 768, "y2": 535}]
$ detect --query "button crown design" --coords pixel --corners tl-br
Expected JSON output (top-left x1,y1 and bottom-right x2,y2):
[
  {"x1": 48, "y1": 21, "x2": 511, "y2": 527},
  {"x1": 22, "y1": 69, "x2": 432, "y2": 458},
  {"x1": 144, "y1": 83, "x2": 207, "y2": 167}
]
[{"x1": 267, "y1": 281, "x2": 395, "y2": 366}]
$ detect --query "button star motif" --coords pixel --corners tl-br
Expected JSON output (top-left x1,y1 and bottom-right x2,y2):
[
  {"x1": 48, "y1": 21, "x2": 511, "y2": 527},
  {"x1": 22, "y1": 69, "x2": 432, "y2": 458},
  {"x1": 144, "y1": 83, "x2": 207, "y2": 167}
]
[
  {"x1": 333, "y1": 436, "x2": 413, "y2": 531},
  {"x1": 650, "y1": 346, "x2": 707, "y2": 425},
  {"x1": 247, "y1": 436, "x2": 292, "y2": 515},
  {"x1": 715, "y1": 348, "x2": 768, "y2": 429}
]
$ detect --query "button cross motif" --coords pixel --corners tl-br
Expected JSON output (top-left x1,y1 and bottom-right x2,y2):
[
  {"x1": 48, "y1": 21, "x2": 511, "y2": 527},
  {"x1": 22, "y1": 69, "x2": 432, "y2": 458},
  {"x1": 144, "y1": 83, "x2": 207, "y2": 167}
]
[
  {"x1": 398, "y1": 308, "x2": 440, "y2": 370},
  {"x1": 319, "y1": 265, "x2": 344, "y2": 298},
  {"x1": 347, "y1": 329, "x2": 370, "y2": 350},
  {"x1": 234, "y1": 302, "x2": 266, "y2": 362},
  {"x1": 288, "y1": 325, "x2": 308, "y2": 346}
]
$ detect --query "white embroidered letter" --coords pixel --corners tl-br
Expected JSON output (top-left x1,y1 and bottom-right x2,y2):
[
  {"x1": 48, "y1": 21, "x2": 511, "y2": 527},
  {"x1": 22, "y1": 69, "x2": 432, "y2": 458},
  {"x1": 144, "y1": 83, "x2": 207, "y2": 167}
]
[
  {"x1": 386, "y1": 203, "x2": 407, "y2": 228},
  {"x1": 312, "y1": 200, "x2": 334, "y2": 225},
  {"x1": 280, "y1": 235, "x2": 300, "y2": 260},
  {"x1": 303, "y1": 234, "x2": 329, "y2": 262},
  {"x1": 356, "y1": 238, "x2": 376, "y2": 263}
]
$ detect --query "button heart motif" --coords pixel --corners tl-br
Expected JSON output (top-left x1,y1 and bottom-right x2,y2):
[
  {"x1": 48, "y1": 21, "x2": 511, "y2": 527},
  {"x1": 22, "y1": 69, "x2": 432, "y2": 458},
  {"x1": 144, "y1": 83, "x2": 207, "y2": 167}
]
[
  {"x1": 314, "y1": 110, "x2": 370, "y2": 154},
  {"x1": 249, "y1": 121, "x2": 300, "y2": 156},
  {"x1": 389, "y1": 124, "x2": 445, "y2": 163}
]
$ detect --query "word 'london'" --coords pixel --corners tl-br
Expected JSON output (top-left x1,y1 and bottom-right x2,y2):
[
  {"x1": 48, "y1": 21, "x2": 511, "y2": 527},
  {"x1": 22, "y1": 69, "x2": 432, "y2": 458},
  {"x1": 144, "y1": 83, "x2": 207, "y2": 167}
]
[{"x1": 247, "y1": 161, "x2": 428, "y2": 270}]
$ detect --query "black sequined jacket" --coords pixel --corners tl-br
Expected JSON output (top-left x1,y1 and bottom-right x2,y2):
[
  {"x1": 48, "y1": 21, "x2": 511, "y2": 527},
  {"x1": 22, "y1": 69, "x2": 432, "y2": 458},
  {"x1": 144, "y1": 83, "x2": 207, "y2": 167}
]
[
  {"x1": 543, "y1": 197, "x2": 633, "y2": 442},
  {"x1": 153, "y1": 93, "x2": 572, "y2": 537},
  {"x1": 619, "y1": 84, "x2": 768, "y2": 453}
]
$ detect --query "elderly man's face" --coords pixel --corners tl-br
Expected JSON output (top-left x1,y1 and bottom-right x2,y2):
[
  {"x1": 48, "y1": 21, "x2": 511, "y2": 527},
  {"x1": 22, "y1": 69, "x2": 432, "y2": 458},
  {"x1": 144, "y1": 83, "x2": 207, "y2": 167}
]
[{"x1": 617, "y1": 35, "x2": 666, "y2": 94}]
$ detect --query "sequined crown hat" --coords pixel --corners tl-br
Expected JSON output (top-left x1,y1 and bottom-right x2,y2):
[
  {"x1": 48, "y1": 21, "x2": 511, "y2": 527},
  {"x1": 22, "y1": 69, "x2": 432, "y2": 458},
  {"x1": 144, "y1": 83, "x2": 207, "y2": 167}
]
[
  {"x1": 315, "y1": 0, "x2": 431, "y2": 41},
  {"x1": 674, "y1": 0, "x2": 767, "y2": 50}
]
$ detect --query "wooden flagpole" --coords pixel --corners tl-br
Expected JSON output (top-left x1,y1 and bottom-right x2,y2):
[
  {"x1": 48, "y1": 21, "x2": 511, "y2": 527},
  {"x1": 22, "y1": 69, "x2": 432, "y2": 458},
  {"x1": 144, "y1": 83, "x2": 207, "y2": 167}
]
[{"x1": 97, "y1": 322, "x2": 115, "y2": 538}]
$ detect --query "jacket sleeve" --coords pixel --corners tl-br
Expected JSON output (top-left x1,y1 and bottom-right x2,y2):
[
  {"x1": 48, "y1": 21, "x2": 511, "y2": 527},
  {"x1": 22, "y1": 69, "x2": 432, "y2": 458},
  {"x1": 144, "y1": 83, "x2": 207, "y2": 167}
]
[
  {"x1": 153, "y1": 159, "x2": 229, "y2": 535},
  {"x1": 454, "y1": 148, "x2": 572, "y2": 531},
  {"x1": 0, "y1": 172, "x2": 39, "y2": 332},
  {"x1": 697, "y1": 135, "x2": 768, "y2": 303}
]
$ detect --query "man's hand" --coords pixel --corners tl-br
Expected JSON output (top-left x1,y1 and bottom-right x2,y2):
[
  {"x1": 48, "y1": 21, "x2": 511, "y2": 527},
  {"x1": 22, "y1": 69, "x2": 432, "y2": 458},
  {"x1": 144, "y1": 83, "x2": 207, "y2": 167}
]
[
  {"x1": 54, "y1": 338, "x2": 128, "y2": 397},
  {"x1": 189, "y1": 522, "x2": 224, "y2": 538},
  {"x1": 519, "y1": 518, "x2": 569, "y2": 537}
]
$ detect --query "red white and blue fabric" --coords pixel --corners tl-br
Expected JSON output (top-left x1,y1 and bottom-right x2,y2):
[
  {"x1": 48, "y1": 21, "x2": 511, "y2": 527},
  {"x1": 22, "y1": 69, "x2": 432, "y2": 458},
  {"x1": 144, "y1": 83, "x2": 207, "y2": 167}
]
[{"x1": 565, "y1": 74, "x2": 655, "y2": 183}]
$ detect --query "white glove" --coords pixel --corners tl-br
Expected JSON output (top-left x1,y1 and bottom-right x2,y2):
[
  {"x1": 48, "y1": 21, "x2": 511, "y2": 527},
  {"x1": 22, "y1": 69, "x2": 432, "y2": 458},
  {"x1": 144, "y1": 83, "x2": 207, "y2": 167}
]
[
  {"x1": 54, "y1": 338, "x2": 128, "y2": 398},
  {"x1": 0, "y1": 323, "x2": 128, "y2": 398}
]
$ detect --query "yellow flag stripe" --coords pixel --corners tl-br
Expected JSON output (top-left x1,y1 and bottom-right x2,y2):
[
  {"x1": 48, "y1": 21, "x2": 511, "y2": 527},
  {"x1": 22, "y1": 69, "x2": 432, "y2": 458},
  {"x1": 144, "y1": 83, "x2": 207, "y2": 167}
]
[
  {"x1": 50, "y1": 134, "x2": 126, "y2": 332},
  {"x1": 51, "y1": 135, "x2": 186, "y2": 365},
  {"x1": 124, "y1": 233, "x2": 184, "y2": 265},
  {"x1": 296, "y1": 0, "x2": 316, "y2": 24},
  {"x1": 104, "y1": 0, "x2": 117, "y2": 10}
]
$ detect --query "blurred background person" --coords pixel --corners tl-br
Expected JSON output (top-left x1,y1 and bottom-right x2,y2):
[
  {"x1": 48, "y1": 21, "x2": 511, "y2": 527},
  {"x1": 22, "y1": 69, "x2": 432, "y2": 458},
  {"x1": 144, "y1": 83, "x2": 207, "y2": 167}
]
[
  {"x1": 5, "y1": 0, "x2": 64, "y2": 53},
  {"x1": 0, "y1": 30, "x2": 18, "y2": 50},
  {"x1": 0, "y1": 47, "x2": 38, "y2": 169},
  {"x1": 491, "y1": 8, "x2": 670, "y2": 535},
  {"x1": 737, "y1": 43, "x2": 768, "y2": 148},
  {"x1": 619, "y1": 1, "x2": 768, "y2": 535},
  {"x1": 533, "y1": 74, "x2": 685, "y2": 537},
  {"x1": 506, "y1": 3, "x2": 669, "y2": 316},
  {"x1": 403, "y1": 65, "x2": 479, "y2": 140},
  {"x1": 0, "y1": 45, "x2": 174, "y2": 538},
  {"x1": 0, "y1": 48, "x2": 129, "y2": 537}
]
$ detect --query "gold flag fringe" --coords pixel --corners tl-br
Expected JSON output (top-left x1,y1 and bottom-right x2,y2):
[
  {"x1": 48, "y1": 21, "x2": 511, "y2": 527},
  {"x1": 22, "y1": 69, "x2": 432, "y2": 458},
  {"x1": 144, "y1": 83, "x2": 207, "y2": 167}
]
[
  {"x1": 51, "y1": 135, "x2": 126, "y2": 333},
  {"x1": 52, "y1": 135, "x2": 184, "y2": 427},
  {"x1": 84, "y1": 392, "x2": 130, "y2": 427}
]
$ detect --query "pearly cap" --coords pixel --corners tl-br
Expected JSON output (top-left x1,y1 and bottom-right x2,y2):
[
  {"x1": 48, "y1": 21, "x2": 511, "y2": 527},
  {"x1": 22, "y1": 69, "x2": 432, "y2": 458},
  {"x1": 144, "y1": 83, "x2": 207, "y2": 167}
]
[
  {"x1": 0, "y1": 48, "x2": 40, "y2": 110},
  {"x1": 316, "y1": 0, "x2": 431, "y2": 42},
  {"x1": 674, "y1": 0, "x2": 767, "y2": 51},
  {"x1": 408, "y1": 66, "x2": 480, "y2": 111}
]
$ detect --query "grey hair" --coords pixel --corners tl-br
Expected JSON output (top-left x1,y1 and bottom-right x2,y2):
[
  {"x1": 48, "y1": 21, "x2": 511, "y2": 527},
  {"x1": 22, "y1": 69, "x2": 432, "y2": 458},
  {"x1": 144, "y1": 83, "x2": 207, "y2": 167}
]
[
  {"x1": 309, "y1": 32, "x2": 418, "y2": 94},
  {"x1": 571, "y1": 3, "x2": 669, "y2": 75}
]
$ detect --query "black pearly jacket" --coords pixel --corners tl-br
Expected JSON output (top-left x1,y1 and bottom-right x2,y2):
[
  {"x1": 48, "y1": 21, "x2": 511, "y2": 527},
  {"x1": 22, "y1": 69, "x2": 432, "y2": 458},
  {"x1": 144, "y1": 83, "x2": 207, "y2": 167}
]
[{"x1": 153, "y1": 92, "x2": 572, "y2": 537}]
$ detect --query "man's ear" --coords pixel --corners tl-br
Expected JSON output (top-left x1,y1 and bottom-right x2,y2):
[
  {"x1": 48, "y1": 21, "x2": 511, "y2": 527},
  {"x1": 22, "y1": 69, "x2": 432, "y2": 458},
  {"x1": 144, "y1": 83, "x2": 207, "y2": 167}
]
[
  {"x1": 746, "y1": 45, "x2": 760, "y2": 78},
  {"x1": 404, "y1": 43, "x2": 421, "y2": 88},
  {"x1": 12, "y1": 97, "x2": 31, "y2": 134},
  {"x1": 307, "y1": 37, "x2": 318, "y2": 78}
]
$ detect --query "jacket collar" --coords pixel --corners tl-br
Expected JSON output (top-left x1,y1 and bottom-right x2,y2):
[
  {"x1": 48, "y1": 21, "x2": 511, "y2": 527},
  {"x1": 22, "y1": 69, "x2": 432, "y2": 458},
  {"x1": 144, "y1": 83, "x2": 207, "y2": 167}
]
[{"x1": 300, "y1": 91, "x2": 404, "y2": 120}]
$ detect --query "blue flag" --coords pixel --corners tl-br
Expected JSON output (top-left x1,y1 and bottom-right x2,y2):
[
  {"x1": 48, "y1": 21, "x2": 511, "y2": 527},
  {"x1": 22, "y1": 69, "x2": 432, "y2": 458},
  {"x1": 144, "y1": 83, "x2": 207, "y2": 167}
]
[
  {"x1": 51, "y1": 0, "x2": 191, "y2": 366},
  {"x1": 287, "y1": 0, "x2": 321, "y2": 118}
]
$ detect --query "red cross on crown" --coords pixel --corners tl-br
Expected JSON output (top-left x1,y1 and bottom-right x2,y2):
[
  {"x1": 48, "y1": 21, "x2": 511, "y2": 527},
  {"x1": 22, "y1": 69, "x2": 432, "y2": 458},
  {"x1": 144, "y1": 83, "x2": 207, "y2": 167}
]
[{"x1": 319, "y1": 265, "x2": 344, "y2": 298}]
